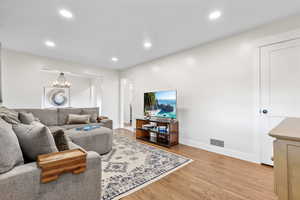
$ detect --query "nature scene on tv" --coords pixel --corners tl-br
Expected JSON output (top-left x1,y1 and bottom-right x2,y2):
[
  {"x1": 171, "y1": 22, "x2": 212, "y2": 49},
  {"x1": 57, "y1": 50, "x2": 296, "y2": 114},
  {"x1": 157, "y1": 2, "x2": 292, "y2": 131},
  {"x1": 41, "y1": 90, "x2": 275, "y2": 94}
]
[{"x1": 144, "y1": 90, "x2": 177, "y2": 119}]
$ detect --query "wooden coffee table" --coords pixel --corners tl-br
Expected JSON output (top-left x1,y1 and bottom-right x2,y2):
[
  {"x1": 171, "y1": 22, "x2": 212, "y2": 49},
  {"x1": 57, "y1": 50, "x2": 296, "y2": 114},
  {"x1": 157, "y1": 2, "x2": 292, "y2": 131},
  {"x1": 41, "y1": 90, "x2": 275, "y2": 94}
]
[{"x1": 37, "y1": 149, "x2": 87, "y2": 183}]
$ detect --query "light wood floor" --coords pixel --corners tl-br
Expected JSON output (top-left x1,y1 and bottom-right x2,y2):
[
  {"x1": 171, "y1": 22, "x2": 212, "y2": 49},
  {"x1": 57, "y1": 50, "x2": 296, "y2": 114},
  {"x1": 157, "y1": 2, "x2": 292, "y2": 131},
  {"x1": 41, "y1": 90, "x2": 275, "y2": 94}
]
[{"x1": 114, "y1": 128, "x2": 277, "y2": 200}]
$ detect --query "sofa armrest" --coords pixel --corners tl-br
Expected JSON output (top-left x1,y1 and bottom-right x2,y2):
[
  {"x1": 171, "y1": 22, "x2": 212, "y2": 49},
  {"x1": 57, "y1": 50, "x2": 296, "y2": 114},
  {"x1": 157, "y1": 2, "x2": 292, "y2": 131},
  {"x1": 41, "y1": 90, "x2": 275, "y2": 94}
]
[
  {"x1": 0, "y1": 151, "x2": 101, "y2": 200},
  {"x1": 99, "y1": 119, "x2": 113, "y2": 129}
]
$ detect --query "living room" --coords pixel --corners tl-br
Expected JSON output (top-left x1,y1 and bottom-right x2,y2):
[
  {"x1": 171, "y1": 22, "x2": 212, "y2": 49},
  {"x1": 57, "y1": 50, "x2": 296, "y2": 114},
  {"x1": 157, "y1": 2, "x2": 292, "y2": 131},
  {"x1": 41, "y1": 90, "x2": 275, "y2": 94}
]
[{"x1": 1, "y1": 1, "x2": 300, "y2": 200}]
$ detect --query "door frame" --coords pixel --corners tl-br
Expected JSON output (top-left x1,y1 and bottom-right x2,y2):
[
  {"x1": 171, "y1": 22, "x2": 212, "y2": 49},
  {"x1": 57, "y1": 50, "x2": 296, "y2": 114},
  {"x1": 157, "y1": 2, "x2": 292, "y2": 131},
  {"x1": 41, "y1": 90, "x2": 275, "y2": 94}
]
[{"x1": 253, "y1": 28, "x2": 300, "y2": 163}]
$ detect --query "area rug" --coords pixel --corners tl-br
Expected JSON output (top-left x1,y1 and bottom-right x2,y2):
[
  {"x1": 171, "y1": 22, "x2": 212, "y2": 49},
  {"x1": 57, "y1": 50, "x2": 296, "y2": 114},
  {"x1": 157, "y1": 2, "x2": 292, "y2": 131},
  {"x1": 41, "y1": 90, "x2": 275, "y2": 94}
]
[{"x1": 101, "y1": 133, "x2": 192, "y2": 200}]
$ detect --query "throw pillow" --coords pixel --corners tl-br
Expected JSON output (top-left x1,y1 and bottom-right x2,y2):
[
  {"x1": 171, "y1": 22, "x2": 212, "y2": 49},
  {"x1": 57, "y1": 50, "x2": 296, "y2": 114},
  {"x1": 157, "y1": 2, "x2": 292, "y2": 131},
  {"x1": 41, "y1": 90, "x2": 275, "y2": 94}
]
[
  {"x1": 19, "y1": 112, "x2": 36, "y2": 125},
  {"x1": 51, "y1": 129, "x2": 69, "y2": 151},
  {"x1": 12, "y1": 122, "x2": 58, "y2": 161},
  {"x1": 67, "y1": 114, "x2": 90, "y2": 124},
  {"x1": 0, "y1": 118, "x2": 24, "y2": 173},
  {"x1": 0, "y1": 106, "x2": 20, "y2": 125},
  {"x1": 81, "y1": 109, "x2": 98, "y2": 123}
]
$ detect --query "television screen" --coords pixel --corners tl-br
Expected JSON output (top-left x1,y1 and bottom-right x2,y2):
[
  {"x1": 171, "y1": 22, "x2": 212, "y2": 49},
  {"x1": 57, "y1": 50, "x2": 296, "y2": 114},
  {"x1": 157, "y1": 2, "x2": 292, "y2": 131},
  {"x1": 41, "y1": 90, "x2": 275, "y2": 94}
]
[{"x1": 144, "y1": 90, "x2": 177, "y2": 119}]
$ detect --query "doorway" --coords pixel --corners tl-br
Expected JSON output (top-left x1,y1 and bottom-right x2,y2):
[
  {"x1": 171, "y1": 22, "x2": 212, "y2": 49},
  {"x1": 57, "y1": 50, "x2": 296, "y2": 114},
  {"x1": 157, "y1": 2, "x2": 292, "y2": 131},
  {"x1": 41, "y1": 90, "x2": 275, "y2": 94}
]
[{"x1": 120, "y1": 78, "x2": 134, "y2": 131}]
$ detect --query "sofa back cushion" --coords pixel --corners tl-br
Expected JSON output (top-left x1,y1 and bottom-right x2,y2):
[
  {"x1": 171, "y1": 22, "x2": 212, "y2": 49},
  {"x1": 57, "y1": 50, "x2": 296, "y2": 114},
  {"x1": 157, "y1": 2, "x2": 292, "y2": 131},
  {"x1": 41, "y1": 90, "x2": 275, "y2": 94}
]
[
  {"x1": 57, "y1": 108, "x2": 82, "y2": 125},
  {"x1": 14, "y1": 108, "x2": 58, "y2": 126},
  {"x1": 0, "y1": 118, "x2": 24, "y2": 173},
  {"x1": 81, "y1": 107, "x2": 99, "y2": 123},
  {"x1": 19, "y1": 112, "x2": 36, "y2": 124},
  {"x1": 0, "y1": 106, "x2": 21, "y2": 124},
  {"x1": 14, "y1": 107, "x2": 100, "y2": 126}
]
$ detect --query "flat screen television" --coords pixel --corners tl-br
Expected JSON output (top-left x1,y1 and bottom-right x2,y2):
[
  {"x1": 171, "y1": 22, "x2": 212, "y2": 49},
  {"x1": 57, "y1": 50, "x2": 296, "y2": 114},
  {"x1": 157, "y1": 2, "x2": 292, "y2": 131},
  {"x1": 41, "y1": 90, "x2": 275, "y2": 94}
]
[{"x1": 144, "y1": 90, "x2": 177, "y2": 119}]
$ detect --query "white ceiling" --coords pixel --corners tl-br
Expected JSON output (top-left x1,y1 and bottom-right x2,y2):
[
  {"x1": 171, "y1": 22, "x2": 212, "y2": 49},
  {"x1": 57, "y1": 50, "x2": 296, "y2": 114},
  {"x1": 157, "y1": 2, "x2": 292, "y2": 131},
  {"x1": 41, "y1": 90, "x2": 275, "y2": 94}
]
[{"x1": 1, "y1": 0, "x2": 300, "y2": 69}]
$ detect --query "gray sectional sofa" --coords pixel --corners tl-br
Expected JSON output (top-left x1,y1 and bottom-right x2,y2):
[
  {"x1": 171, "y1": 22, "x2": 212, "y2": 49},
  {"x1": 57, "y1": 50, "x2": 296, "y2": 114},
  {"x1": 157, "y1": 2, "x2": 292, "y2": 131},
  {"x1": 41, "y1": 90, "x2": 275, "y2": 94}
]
[
  {"x1": 14, "y1": 107, "x2": 113, "y2": 155},
  {"x1": 0, "y1": 107, "x2": 113, "y2": 200}
]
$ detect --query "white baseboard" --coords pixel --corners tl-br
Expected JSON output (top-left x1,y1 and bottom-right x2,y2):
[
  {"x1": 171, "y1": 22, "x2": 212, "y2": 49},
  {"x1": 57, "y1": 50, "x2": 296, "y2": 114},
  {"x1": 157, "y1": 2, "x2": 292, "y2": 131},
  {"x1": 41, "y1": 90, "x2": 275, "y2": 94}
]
[{"x1": 180, "y1": 138, "x2": 259, "y2": 164}]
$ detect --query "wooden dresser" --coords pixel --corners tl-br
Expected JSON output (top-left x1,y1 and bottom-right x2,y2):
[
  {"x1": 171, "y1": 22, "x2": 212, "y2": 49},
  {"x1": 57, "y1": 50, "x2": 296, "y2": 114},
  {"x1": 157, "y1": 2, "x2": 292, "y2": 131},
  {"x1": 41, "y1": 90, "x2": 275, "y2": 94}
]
[{"x1": 269, "y1": 118, "x2": 300, "y2": 200}]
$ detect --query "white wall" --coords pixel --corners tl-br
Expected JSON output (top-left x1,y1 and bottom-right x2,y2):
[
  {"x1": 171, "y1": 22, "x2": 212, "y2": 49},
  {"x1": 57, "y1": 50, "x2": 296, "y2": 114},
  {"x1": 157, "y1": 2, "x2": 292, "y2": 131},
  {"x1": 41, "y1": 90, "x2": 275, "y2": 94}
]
[
  {"x1": 1, "y1": 49, "x2": 120, "y2": 127},
  {"x1": 120, "y1": 15, "x2": 300, "y2": 162}
]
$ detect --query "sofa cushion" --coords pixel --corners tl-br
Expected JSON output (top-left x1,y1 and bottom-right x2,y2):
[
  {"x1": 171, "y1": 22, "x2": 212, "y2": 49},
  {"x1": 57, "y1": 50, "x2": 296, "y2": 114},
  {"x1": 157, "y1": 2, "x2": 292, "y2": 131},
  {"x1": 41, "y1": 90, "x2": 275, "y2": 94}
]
[
  {"x1": 57, "y1": 108, "x2": 82, "y2": 125},
  {"x1": 12, "y1": 122, "x2": 58, "y2": 161},
  {"x1": 67, "y1": 114, "x2": 90, "y2": 124},
  {"x1": 14, "y1": 108, "x2": 58, "y2": 126},
  {"x1": 19, "y1": 112, "x2": 36, "y2": 125},
  {"x1": 0, "y1": 106, "x2": 20, "y2": 125},
  {"x1": 51, "y1": 129, "x2": 69, "y2": 151},
  {"x1": 0, "y1": 118, "x2": 23, "y2": 173},
  {"x1": 81, "y1": 107, "x2": 99, "y2": 123}
]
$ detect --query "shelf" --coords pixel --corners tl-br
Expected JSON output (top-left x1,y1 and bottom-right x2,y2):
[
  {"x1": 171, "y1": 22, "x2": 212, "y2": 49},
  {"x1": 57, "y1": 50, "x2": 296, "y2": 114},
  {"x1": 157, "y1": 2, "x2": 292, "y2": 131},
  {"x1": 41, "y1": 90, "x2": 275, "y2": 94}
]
[
  {"x1": 137, "y1": 137, "x2": 170, "y2": 147},
  {"x1": 136, "y1": 127, "x2": 169, "y2": 135}
]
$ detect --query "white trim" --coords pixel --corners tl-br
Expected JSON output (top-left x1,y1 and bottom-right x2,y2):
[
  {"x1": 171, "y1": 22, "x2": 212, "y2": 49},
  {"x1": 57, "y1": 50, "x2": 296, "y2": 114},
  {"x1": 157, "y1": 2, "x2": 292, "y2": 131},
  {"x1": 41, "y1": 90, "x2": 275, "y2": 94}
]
[
  {"x1": 253, "y1": 28, "x2": 300, "y2": 164},
  {"x1": 253, "y1": 28, "x2": 300, "y2": 47},
  {"x1": 180, "y1": 138, "x2": 259, "y2": 163},
  {"x1": 252, "y1": 45, "x2": 262, "y2": 164},
  {"x1": 112, "y1": 159, "x2": 193, "y2": 200}
]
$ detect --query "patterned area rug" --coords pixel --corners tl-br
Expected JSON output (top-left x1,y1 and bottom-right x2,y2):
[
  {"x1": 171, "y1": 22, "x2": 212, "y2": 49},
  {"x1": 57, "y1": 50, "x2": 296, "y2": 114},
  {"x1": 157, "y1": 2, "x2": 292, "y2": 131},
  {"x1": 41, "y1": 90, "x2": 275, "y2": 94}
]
[{"x1": 101, "y1": 133, "x2": 192, "y2": 200}]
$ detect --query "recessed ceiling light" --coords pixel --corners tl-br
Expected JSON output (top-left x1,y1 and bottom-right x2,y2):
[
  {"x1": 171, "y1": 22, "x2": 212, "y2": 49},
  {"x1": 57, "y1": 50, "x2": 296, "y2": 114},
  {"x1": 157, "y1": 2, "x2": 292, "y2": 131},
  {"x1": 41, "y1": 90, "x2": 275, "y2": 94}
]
[
  {"x1": 144, "y1": 41, "x2": 152, "y2": 49},
  {"x1": 111, "y1": 57, "x2": 119, "y2": 62},
  {"x1": 209, "y1": 10, "x2": 222, "y2": 20},
  {"x1": 59, "y1": 9, "x2": 73, "y2": 19},
  {"x1": 45, "y1": 40, "x2": 56, "y2": 47}
]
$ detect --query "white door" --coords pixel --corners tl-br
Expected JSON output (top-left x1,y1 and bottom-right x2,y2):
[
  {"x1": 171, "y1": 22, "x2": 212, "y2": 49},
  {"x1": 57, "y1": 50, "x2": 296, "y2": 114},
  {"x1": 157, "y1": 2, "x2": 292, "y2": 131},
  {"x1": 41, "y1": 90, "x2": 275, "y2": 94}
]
[{"x1": 260, "y1": 38, "x2": 300, "y2": 165}]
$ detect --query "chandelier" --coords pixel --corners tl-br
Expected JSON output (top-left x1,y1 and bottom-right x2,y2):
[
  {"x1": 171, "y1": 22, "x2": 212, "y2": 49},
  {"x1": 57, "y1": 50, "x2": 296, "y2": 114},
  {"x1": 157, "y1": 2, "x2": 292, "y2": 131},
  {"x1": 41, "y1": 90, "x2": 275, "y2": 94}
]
[{"x1": 51, "y1": 72, "x2": 71, "y2": 88}]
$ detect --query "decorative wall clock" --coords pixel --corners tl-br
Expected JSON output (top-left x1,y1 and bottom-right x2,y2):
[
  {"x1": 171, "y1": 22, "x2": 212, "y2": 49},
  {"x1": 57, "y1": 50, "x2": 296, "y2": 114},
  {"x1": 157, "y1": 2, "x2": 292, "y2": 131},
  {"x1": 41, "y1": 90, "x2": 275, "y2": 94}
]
[{"x1": 43, "y1": 87, "x2": 70, "y2": 108}]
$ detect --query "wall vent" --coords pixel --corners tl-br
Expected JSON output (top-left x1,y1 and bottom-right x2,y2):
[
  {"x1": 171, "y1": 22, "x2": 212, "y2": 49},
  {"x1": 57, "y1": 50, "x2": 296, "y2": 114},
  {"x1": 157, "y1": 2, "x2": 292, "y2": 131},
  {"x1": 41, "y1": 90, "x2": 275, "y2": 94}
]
[{"x1": 210, "y1": 139, "x2": 224, "y2": 147}]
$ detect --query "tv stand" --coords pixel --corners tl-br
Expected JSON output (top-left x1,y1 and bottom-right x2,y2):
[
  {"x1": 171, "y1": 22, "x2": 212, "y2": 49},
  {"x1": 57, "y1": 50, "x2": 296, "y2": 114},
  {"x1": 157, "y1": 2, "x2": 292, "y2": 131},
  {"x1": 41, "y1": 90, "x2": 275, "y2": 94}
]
[{"x1": 136, "y1": 118, "x2": 179, "y2": 147}]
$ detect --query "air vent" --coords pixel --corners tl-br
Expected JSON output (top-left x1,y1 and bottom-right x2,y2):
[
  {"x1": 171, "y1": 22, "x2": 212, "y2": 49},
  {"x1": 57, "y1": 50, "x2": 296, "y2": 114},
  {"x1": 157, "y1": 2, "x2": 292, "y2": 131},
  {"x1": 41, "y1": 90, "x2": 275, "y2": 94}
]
[{"x1": 210, "y1": 139, "x2": 224, "y2": 147}]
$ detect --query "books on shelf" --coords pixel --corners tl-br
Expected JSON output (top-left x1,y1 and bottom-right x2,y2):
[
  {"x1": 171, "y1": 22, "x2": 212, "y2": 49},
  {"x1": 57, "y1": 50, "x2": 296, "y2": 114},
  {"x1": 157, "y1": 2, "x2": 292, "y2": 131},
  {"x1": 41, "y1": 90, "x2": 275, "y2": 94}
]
[
  {"x1": 142, "y1": 123, "x2": 169, "y2": 133},
  {"x1": 157, "y1": 126, "x2": 168, "y2": 133},
  {"x1": 149, "y1": 131, "x2": 157, "y2": 142}
]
